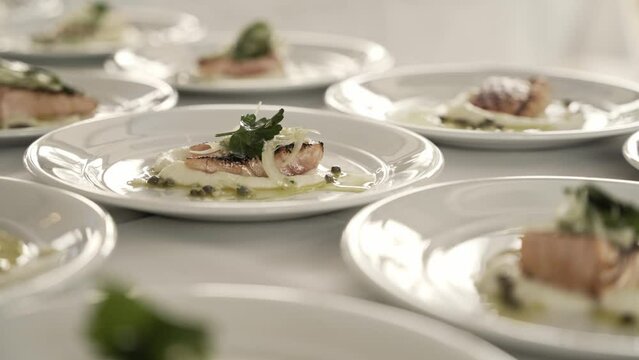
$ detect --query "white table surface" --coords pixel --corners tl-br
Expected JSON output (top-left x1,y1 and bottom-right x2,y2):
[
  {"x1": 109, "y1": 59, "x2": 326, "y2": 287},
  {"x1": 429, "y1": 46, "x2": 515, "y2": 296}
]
[{"x1": 3, "y1": 1, "x2": 639, "y2": 359}]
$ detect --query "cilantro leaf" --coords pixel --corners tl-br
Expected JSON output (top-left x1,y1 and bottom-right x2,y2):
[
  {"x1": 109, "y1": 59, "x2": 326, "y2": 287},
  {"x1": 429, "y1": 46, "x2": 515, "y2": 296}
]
[
  {"x1": 216, "y1": 108, "x2": 284, "y2": 158},
  {"x1": 88, "y1": 284, "x2": 211, "y2": 360}
]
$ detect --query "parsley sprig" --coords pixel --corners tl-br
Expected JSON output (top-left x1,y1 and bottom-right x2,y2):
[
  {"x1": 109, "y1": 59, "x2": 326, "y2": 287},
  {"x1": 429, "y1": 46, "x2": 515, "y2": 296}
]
[
  {"x1": 88, "y1": 284, "x2": 210, "y2": 360},
  {"x1": 216, "y1": 108, "x2": 284, "y2": 159}
]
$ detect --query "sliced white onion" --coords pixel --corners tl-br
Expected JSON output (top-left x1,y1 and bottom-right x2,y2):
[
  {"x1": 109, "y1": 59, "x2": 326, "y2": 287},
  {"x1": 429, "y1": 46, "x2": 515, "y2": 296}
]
[{"x1": 261, "y1": 140, "x2": 289, "y2": 187}]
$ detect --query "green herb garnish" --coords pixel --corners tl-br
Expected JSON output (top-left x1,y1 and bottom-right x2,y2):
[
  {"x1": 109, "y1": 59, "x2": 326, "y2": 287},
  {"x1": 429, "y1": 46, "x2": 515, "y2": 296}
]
[
  {"x1": 0, "y1": 58, "x2": 79, "y2": 94},
  {"x1": 32, "y1": 1, "x2": 111, "y2": 44},
  {"x1": 558, "y1": 184, "x2": 639, "y2": 250},
  {"x1": 216, "y1": 108, "x2": 284, "y2": 159},
  {"x1": 231, "y1": 21, "x2": 274, "y2": 61},
  {"x1": 88, "y1": 284, "x2": 210, "y2": 360}
]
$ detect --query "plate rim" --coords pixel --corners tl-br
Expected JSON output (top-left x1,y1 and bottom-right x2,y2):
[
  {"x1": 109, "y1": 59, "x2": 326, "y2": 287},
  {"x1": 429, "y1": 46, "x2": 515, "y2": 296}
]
[
  {"x1": 23, "y1": 104, "x2": 444, "y2": 220},
  {"x1": 111, "y1": 30, "x2": 395, "y2": 94},
  {"x1": 1, "y1": 282, "x2": 515, "y2": 360},
  {"x1": 325, "y1": 62, "x2": 639, "y2": 142},
  {"x1": 0, "y1": 176, "x2": 117, "y2": 305},
  {"x1": 0, "y1": 70, "x2": 178, "y2": 142},
  {"x1": 341, "y1": 175, "x2": 639, "y2": 359}
]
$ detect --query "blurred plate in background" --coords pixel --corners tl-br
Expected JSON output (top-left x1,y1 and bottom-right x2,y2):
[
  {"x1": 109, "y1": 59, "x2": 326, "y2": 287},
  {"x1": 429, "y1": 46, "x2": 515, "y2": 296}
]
[
  {"x1": 0, "y1": 177, "x2": 115, "y2": 307},
  {"x1": 326, "y1": 63, "x2": 639, "y2": 149},
  {"x1": 109, "y1": 31, "x2": 394, "y2": 93}
]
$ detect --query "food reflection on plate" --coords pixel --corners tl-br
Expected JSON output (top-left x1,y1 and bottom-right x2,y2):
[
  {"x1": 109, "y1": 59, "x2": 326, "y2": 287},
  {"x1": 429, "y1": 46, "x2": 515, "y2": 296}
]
[
  {"x1": 130, "y1": 105, "x2": 375, "y2": 200},
  {"x1": 393, "y1": 76, "x2": 614, "y2": 132},
  {"x1": 30, "y1": 1, "x2": 139, "y2": 50},
  {"x1": 477, "y1": 184, "x2": 639, "y2": 330},
  {"x1": 0, "y1": 58, "x2": 97, "y2": 129}
]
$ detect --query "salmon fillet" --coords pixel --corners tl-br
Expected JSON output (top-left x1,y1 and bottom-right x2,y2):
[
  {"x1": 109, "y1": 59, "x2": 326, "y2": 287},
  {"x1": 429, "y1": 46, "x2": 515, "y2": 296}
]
[
  {"x1": 470, "y1": 76, "x2": 550, "y2": 117},
  {"x1": 520, "y1": 231, "x2": 639, "y2": 297},
  {"x1": 198, "y1": 53, "x2": 281, "y2": 78},
  {"x1": 185, "y1": 142, "x2": 324, "y2": 177},
  {"x1": 0, "y1": 86, "x2": 97, "y2": 126}
]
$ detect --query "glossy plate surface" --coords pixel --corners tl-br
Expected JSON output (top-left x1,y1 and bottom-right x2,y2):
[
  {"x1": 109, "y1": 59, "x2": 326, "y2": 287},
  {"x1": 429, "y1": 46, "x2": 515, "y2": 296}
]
[
  {"x1": 0, "y1": 70, "x2": 177, "y2": 144},
  {"x1": 342, "y1": 177, "x2": 639, "y2": 359},
  {"x1": 24, "y1": 105, "x2": 443, "y2": 221},
  {"x1": 622, "y1": 131, "x2": 639, "y2": 171},
  {"x1": 0, "y1": 283, "x2": 514, "y2": 360},
  {"x1": 0, "y1": 7, "x2": 203, "y2": 61},
  {"x1": 0, "y1": 177, "x2": 116, "y2": 307},
  {"x1": 326, "y1": 64, "x2": 639, "y2": 149},
  {"x1": 110, "y1": 31, "x2": 394, "y2": 93}
]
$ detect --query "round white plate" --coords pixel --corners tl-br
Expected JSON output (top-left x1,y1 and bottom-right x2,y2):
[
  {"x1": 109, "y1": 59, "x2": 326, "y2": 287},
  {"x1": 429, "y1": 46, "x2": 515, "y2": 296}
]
[
  {"x1": 0, "y1": 177, "x2": 115, "y2": 307},
  {"x1": 325, "y1": 63, "x2": 639, "y2": 149},
  {"x1": 109, "y1": 31, "x2": 394, "y2": 93},
  {"x1": 622, "y1": 131, "x2": 639, "y2": 171},
  {"x1": 0, "y1": 70, "x2": 177, "y2": 144},
  {"x1": 24, "y1": 104, "x2": 443, "y2": 221},
  {"x1": 0, "y1": 283, "x2": 514, "y2": 360},
  {"x1": 342, "y1": 176, "x2": 639, "y2": 359},
  {"x1": 0, "y1": 0, "x2": 62, "y2": 24},
  {"x1": 0, "y1": 6, "x2": 203, "y2": 61}
]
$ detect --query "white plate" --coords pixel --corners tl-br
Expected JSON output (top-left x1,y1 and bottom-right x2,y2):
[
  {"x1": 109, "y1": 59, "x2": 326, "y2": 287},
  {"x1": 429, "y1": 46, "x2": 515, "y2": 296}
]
[
  {"x1": 109, "y1": 31, "x2": 394, "y2": 93},
  {"x1": 622, "y1": 131, "x2": 639, "y2": 171},
  {"x1": 342, "y1": 176, "x2": 639, "y2": 359},
  {"x1": 0, "y1": 70, "x2": 177, "y2": 144},
  {"x1": 0, "y1": 283, "x2": 514, "y2": 360},
  {"x1": 24, "y1": 104, "x2": 443, "y2": 221},
  {"x1": 0, "y1": 6, "x2": 203, "y2": 61},
  {"x1": 0, "y1": 0, "x2": 62, "y2": 24},
  {"x1": 0, "y1": 177, "x2": 115, "y2": 307},
  {"x1": 325, "y1": 63, "x2": 639, "y2": 149}
]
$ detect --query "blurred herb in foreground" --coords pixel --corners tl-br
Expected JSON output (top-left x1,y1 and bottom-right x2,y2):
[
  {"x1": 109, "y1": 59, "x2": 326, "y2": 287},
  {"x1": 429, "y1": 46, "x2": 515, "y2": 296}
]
[{"x1": 88, "y1": 284, "x2": 211, "y2": 360}]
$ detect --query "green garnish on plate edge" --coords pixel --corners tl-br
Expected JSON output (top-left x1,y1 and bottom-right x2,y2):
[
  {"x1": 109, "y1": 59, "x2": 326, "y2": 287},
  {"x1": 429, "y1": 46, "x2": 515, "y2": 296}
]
[{"x1": 88, "y1": 284, "x2": 211, "y2": 360}]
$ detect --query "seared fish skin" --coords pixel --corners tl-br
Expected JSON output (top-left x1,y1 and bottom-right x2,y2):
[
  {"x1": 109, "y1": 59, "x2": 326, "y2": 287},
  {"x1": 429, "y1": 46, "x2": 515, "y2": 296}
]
[
  {"x1": 185, "y1": 142, "x2": 324, "y2": 177},
  {"x1": 520, "y1": 231, "x2": 639, "y2": 297},
  {"x1": 0, "y1": 86, "x2": 98, "y2": 125},
  {"x1": 470, "y1": 76, "x2": 551, "y2": 117},
  {"x1": 198, "y1": 53, "x2": 282, "y2": 78}
]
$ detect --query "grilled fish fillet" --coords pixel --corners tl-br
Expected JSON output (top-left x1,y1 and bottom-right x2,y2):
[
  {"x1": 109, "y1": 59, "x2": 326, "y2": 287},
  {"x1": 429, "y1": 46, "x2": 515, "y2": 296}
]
[
  {"x1": 520, "y1": 231, "x2": 639, "y2": 297},
  {"x1": 0, "y1": 86, "x2": 97, "y2": 125},
  {"x1": 185, "y1": 142, "x2": 324, "y2": 177},
  {"x1": 198, "y1": 53, "x2": 281, "y2": 78},
  {"x1": 470, "y1": 76, "x2": 551, "y2": 117}
]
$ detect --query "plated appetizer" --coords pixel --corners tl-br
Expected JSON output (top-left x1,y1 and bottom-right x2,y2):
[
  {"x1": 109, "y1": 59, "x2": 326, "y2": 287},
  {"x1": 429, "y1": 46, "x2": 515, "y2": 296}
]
[
  {"x1": 478, "y1": 185, "x2": 639, "y2": 328},
  {"x1": 0, "y1": 58, "x2": 97, "y2": 129},
  {"x1": 31, "y1": 1, "x2": 133, "y2": 47},
  {"x1": 133, "y1": 106, "x2": 374, "y2": 200},
  {"x1": 395, "y1": 75, "x2": 611, "y2": 132},
  {"x1": 197, "y1": 21, "x2": 283, "y2": 79}
]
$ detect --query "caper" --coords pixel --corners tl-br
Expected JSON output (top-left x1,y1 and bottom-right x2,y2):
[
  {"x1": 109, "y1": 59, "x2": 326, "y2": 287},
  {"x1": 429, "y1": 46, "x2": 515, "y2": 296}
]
[
  {"x1": 147, "y1": 175, "x2": 160, "y2": 185},
  {"x1": 620, "y1": 313, "x2": 636, "y2": 326},
  {"x1": 330, "y1": 166, "x2": 341, "y2": 176},
  {"x1": 324, "y1": 174, "x2": 335, "y2": 184},
  {"x1": 496, "y1": 274, "x2": 520, "y2": 309},
  {"x1": 164, "y1": 178, "x2": 175, "y2": 187},
  {"x1": 189, "y1": 189, "x2": 204, "y2": 197},
  {"x1": 236, "y1": 185, "x2": 250, "y2": 197},
  {"x1": 202, "y1": 185, "x2": 214, "y2": 194}
]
